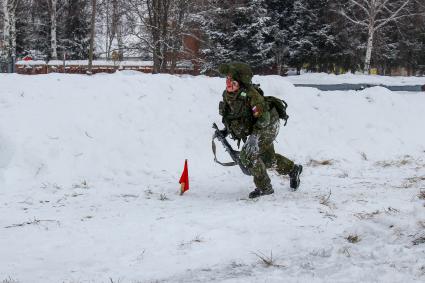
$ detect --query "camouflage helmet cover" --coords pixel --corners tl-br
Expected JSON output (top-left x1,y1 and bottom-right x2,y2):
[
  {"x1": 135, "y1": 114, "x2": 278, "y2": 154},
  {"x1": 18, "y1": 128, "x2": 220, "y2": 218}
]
[{"x1": 219, "y1": 62, "x2": 253, "y2": 87}]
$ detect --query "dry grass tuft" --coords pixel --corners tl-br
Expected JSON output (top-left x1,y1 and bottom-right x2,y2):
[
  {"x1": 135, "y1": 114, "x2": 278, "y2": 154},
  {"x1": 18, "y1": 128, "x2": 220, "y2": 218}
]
[
  {"x1": 252, "y1": 251, "x2": 285, "y2": 268},
  {"x1": 339, "y1": 246, "x2": 351, "y2": 257},
  {"x1": 402, "y1": 176, "x2": 425, "y2": 188},
  {"x1": 159, "y1": 193, "x2": 169, "y2": 201},
  {"x1": 319, "y1": 190, "x2": 332, "y2": 206},
  {"x1": 308, "y1": 159, "x2": 333, "y2": 167},
  {"x1": 72, "y1": 180, "x2": 89, "y2": 189},
  {"x1": 354, "y1": 210, "x2": 380, "y2": 220},
  {"x1": 418, "y1": 189, "x2": 425, "y2": 200},
  {"x1": 413, "y1": 236, "x2": 425, "y2": 246},
  {"x1": 179, "y1": 235, "x2": 204, "y2": 248},
  {"x1": 385, "y1": 207, "x2": 400, "y2": 215},
  {"x1": 192, "y1": 235, "x2": 203, "y2": 243},
  {"x1": 346, "y1": 234, "x2": 361, "y2": 244},
  {"x1": 419, "y1": 265, "x2": 425, "y2": 276},
  {"x1": 4, "y1": 218, "x2": 60, "y2": 229},
  {"x1": 376, "y1": 157, "x2": 412, "y2": 168}
]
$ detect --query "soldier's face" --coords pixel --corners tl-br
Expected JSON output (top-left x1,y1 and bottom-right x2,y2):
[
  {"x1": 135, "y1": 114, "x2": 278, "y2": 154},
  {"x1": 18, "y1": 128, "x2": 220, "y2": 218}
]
[{"x1": 226, "y1": 75, "x2": 240, "y2": 93}]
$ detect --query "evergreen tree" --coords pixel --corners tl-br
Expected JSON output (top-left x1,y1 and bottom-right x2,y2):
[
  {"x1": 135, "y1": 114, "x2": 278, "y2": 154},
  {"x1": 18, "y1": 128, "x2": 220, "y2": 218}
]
[
  {"x1": 201, "y1": 0, "x2": 270, "y2": 72},
  {"x1": 25, "y1": 0, "x2": 50, "y2": 58},
  {"x1": 59, "y1": 0, "x2": 90, "y2": 59},
  {"x1": 374, "y1": 12, "x2": 425, "y2": 75},
  {"x1": 263, "y1": 0, "x2": 294, "y2": 74},
  {"x1": 13, "y1": 0, "x2": 64, "y2": 61},
  {"x1": 310, "y1": 0, "x2": 337, "y2": 72},
  {"x1": 329, "y1": 16, "x2": 364, "y2": 73},
  {"x1": 2, "y1": 0, "x2": 425, "y2": 73},
  {"x1": 287, "y1": 0, "x2": 336, "y2": 73},
  {"x1": 288, "y1": 0, "x2": 315, "y2": 72}
]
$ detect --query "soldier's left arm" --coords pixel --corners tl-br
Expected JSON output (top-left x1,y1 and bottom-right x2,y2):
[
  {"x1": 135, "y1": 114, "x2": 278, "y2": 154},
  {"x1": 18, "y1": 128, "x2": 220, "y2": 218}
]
[{"x1": 247, "y1": 87, "x2": 270, "y2": 129}]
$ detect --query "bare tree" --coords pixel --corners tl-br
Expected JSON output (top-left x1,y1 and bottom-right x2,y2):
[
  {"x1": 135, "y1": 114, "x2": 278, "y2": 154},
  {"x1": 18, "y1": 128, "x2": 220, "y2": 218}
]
[
  {"x1": 46, "y1": 0, "x2": 58, "y2": 60},
  {"x1": 127, "y1": 0, "x2": 172, "y2": 73},
  {"x1": 147, "y1": 0, "x2": 171, "y2": 73},
  {"x1": 103, "y1": 0, "x2": 125, "y2": 59},
  {"x1": 126, "y1": 0, "x2": 198, "y2": 73},
  {"x1": 2, "y1": 0, "x2": 19, "y2": 62},
  {"x1": 338, "y1": 0, "x2": 416, "y2": 73},
  {"x1": 1, "y1": 0, "x2": 9, "y2": 60},
  {"x1": 88, "y1": 0, "x2": 97, "y2": 74},
  {"x1": 126, "y1": 0, "x2": 152, "y2": 59},
  {"x1": 168, "y1": 0, "x2": 190, "y2": 74}
]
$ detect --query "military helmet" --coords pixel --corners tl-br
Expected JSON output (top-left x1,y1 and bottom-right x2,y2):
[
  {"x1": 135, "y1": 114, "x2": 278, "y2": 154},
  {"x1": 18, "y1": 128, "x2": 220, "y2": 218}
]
[{"x1": 218, "y1": 62, "x2": 253, "y2": 87}]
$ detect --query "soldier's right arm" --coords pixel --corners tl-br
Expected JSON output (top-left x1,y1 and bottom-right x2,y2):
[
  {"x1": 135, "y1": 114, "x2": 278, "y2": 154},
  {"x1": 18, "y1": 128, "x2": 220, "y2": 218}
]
[
  {"x1": 247, "y1": 87, "x2": 270, "y2": 129},
  {"x1": 219, "y1": 91, "x2": 230, "y2": 135},
  {"x1": 219, "y1": 90, "x2": 230, "y2": 116}
]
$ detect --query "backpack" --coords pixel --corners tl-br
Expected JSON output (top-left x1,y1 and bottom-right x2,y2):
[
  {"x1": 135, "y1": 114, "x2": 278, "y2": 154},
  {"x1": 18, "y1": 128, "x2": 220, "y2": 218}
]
[{"x1": 252, "y1": 84, "x2": 289, "y2": 126}]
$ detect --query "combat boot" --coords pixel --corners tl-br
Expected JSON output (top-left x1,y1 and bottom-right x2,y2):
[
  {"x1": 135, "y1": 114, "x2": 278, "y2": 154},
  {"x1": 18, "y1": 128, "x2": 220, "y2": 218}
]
[
  {"x1": 289, "y1": 164, "x2": 303, "y2": 191},
  {"x1": 248, "y1": 186, "x2": 274, "y2": 199}
]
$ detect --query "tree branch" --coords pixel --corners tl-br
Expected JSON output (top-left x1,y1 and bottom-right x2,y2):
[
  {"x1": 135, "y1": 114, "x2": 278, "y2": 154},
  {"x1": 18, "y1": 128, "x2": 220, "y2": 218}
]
[
  {"x1": 338, "y1": 9, "x2": 369, "y2": 27},
  {"x1": 348, "y1": 0, "x2": 371, "y2": 17}
]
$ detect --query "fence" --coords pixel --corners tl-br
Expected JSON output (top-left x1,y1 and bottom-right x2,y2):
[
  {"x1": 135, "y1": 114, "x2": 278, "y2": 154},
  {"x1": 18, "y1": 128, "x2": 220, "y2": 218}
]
[{"x1": 14, "y1": 60, "x2": 199, "y2": 75}]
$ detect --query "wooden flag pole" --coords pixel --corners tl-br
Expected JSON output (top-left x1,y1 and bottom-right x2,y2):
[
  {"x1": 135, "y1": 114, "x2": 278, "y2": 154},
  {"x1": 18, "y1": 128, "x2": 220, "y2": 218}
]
[{"x1": 180, "y1": 182, "x2": 186, "y2": 195}]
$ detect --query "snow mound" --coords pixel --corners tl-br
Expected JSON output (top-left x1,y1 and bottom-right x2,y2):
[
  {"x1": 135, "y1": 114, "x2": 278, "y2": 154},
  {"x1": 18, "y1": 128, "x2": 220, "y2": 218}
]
[
  {"x1": 0, "y1": 73, "x2": 424, "y2": 283},
  {"x1": 286, "y1": 72, "x2": 425, "y2": 86},
  {"x1": 0, "y1": 73, "x2": 424, "y2": 189}
]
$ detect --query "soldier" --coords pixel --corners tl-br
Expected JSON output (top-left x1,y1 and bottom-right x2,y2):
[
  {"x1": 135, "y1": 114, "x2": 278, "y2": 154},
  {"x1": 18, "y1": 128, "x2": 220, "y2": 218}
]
[{"x1": 218, "y1": 62, "x2": 303, "y2": 198}]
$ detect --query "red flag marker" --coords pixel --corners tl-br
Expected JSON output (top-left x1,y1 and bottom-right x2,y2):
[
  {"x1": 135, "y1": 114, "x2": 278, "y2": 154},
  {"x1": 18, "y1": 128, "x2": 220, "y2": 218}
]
[{"x1": 179, "y1": 159, "x2": 189, "y2": 195}]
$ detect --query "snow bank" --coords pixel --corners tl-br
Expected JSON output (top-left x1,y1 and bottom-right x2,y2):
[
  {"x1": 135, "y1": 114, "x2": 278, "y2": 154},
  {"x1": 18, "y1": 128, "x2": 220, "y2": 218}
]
[
  {"x1": 286, "y1": 72, "x2": 425, "y2": 86},
  {"x1": 15, "y1": 60, "x2": 47, "y2": 66},
  {"x1": 0, "y1": 72, "x2": 424, "y2": 190},
  {"x1": 0, "y1": 72, "x2": 424, "y2": 282}
]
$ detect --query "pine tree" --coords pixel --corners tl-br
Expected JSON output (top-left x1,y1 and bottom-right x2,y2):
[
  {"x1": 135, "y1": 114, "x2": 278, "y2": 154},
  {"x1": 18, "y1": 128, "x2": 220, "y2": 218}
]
[
  {"x1": 263, "y1": 0, "x2": 294, "y2": 74},
  {"x1": 201, "y1": 0, "x2": 270, "y2": 72},
  {"x1": 24, "y1": 0, "x2": 51, "y2": 58},
  {"x1": 287, "y1": 0, "x2": 336, "y2": 73},
  {"x1": 374, "y1": 9, "x2": 425, "y2": 75},
  {"x1": 288, "y1": 0, "x2": 315, "y2": 72},
  {"x1": 59, "y1": 0, "x2": 90, "y2": 59}
]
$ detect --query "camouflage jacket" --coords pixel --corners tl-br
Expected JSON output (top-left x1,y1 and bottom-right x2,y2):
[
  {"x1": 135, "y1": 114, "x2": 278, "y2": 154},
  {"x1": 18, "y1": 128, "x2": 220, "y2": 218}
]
[{"x1": 219, "y1": 85, "x2": 275, "y2": 142}]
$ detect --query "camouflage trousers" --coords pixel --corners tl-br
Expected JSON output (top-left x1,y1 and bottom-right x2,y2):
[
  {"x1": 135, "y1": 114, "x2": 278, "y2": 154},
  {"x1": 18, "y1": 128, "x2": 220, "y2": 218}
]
[{"x1": 240, "y1": 120, "x2": 294, "y2": 190}]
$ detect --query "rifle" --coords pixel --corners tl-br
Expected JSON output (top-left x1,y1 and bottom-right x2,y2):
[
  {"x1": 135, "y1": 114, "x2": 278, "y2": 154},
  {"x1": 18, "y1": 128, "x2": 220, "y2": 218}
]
[{"x1": 212, "y1": 123, "x2": 252, "y2": 176}]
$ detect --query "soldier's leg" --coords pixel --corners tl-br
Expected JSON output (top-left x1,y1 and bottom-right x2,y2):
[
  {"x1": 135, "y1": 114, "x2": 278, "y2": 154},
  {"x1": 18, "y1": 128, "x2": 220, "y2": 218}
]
[
  {"x1": 255, "y1": 119, "x2": 302, "y2": 191},
  {"x1": 271, "y1": 151, "x2": 302, "y2": 190},
  {"x1": 274, "y1": 153, "x2": 295, "y2": 175},
  {"x1": 256, "y1": 122, "x2": 301, "y2": 190},
  {"x1": 240, "y1": 120, "x2": 280, "y2": 191},
  {"x1": 258, "y1": 140, "x2": 294, "y2": 175},
  {"x1": 257, "y1": 137, "x2": 294, "y2": 174},
  {"x1": 260, "y1": 143, "x2": 276, "y2": 169},
  {"x1": 240, "y1": 135, "x2": 273, "y2": 196},
  {"x1": 251, "y1": 159, "x2": 272, "y2": 191}
]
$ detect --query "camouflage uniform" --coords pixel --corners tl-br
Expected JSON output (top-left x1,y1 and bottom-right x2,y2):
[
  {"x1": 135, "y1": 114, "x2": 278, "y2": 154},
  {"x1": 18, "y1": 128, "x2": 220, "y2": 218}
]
[{"x1": 218, "y1": 63, "x2": 295, "y2": 193}]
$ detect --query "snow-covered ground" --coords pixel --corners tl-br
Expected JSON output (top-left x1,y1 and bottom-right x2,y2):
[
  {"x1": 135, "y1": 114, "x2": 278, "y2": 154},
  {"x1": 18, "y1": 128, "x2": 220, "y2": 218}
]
[
  {"x1": 286, "y1": 72, "x2": 425, "y2": 86},
  {"x1": 0, "y1": 72, "x2": 424, "y2": 283}
]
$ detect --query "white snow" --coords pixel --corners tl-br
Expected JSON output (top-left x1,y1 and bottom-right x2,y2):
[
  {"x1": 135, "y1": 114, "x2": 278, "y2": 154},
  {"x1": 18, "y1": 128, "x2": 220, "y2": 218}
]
[
  {"x1": 286, "y1": 72, "x2": 425, "y2": 86},
  {"x1": 0, "y1": 72, "x2": 424, "y2": 282},
  {"x1": 16, "y1": 60, "x2": 154, "y2": 67},
  {"x1": 15, "y1": 60, "x2": 47, "y2": 66}
]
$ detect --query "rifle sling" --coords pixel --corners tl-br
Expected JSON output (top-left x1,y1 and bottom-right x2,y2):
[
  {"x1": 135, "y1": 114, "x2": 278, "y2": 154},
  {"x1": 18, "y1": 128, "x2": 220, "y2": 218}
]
[{"x1": 212, "y1": 136, "x2": 238, "y2": 167}]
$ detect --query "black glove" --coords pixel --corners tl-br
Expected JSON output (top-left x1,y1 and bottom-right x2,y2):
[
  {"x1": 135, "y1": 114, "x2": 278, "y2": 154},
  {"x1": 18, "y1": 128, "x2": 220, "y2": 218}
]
[{"x1": 218, "y1": 128, "x2": 228, "y2": 138}]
